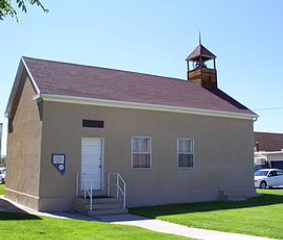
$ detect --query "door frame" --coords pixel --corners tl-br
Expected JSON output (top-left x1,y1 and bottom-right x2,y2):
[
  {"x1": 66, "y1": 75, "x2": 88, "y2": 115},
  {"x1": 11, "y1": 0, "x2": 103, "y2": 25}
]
[{"x1": 81, "y1": 137, "x2": 105, "y2": 191}]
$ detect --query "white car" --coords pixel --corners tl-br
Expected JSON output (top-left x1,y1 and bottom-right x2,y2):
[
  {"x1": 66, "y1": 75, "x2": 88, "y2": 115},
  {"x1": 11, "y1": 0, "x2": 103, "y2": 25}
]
[
  {"x1": 0, "y1": 168, "x2": 6, "y2": 184},
  {"x1": 254, "y1": 168, "x2": 283, "y2": 189}
]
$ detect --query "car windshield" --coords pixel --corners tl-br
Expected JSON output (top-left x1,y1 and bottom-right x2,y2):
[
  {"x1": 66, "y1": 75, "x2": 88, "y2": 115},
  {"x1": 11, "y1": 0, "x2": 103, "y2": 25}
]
[{"x1": 254, "y1": 170, "x2": 269, "y2": 177}]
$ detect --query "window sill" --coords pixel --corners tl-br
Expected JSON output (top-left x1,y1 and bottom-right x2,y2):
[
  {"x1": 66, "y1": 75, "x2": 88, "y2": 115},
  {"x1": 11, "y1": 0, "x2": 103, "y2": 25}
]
[
  {"x1": 131, "y1": 167, "x2": 152, "y2": 171},
  {"x1": 177, "y1": 167, "x2": 194, "y2": 170}
]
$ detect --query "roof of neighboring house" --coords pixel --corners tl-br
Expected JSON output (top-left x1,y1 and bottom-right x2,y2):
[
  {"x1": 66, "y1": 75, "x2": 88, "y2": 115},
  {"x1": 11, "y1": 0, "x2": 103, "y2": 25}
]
[
  {"x1": 254, "y1": 132, "x2": 283, "y2": 151},
  {"x1": 5, "y1": 56, "x2": 256, "y2": 119}
]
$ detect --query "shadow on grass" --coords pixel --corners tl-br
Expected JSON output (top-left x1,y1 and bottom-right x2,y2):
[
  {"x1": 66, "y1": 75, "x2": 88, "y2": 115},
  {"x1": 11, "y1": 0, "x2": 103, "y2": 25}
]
[
  {"x1": 130, "y1": 192, "x2": 283, "y2": 218},
  {"x1": 0, "y1": 198, "x2": 42, "y2": 221},
  {"x1": 0, "y1": 211, "x2": 42, "y2": 221}
]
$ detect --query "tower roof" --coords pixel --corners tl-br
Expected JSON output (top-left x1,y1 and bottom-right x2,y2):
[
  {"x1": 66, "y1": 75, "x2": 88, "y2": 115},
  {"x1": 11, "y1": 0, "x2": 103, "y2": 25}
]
[{"x1": 186, "y1": 44, "x2": 216, "y2": 61}]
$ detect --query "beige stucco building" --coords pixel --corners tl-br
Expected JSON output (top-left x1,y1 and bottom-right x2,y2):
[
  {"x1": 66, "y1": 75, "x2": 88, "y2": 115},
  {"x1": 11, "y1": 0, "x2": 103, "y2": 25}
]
[{"x1": 4, "y1": 44, "x2": 258, "y2": 214}]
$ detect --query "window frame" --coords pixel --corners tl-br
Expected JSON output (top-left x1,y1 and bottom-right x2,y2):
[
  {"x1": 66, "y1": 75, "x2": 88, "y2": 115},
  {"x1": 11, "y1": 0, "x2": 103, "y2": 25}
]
[
  {"x1": 131, "y1": 136, "x2": 152, "y2": 170},
  {"x1": 176, "y1": 137, "x2": 194, "y2": 169}
]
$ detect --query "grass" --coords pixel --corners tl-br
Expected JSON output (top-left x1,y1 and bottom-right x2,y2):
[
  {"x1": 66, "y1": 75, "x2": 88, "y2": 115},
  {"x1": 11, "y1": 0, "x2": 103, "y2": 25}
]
[
  {"x1": 1, "y1": 186, "x2": 282, "y2": 239},
  {"x1": 0, "y1": 184, "x2": 4, "y2": 195},
  {"x1": 0, "y1": 184, "x2": 193, "y2": 240},
  {"x1": 0, "y1": 211, "x2": 193, "y2": 240},
  {"x1": 130, "y1": 189, "x2": 283, "y2": 239}
]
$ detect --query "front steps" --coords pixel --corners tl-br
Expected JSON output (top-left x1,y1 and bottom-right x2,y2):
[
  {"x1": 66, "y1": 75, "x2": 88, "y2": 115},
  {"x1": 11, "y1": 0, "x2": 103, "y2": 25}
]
[
  {"x1": 74, "y1": 195, "x2": 128, "y2": 216},
  {"x1": 75, "y1": 173, "x2": 127, "y2": 216},
  {"x1": 218, "y1": 190, "x2": 247, "y2": 201}
]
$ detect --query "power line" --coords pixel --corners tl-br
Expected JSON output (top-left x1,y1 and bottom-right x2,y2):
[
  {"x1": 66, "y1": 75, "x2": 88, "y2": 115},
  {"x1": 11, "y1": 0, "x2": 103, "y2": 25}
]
[{"x1": 252, "y1": 106, "x2": 283, "y2": 111}]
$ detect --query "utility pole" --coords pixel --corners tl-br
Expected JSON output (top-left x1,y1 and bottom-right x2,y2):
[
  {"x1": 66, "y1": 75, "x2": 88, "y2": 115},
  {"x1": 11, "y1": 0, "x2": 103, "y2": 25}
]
[{"x1": 0, "y1": 123, "x2": 2, "y2": 166}]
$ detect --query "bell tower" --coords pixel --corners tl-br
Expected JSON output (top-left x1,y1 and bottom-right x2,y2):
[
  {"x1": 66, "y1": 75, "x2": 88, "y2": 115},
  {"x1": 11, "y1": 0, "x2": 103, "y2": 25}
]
[{"x1": 186, "y1": 37, "x2": 217, "y2": 89}]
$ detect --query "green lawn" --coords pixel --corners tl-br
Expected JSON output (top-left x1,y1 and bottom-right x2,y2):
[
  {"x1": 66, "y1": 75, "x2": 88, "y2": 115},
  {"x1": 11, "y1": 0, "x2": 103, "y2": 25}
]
[
  {"x1": 1, "y1": 187, "x2": 283, "y2": 239},
  {"x1": 130, "y1": 189, "x2": 283, "y2": 239},
  {"x1": 0, "y1": 184, "x2": 4, "y2": 195},
  {"x1": 0, "y1": 184, "x2": 193, "y2": 240},
  {"x1": 0, "y1": 211, "x2": 193, "y2": 240}
]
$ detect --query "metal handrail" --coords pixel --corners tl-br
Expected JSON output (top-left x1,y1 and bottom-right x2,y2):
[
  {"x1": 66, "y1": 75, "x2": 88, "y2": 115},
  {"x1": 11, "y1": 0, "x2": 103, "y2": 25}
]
[
  {"x1": 76, "y1": 173, "x2": 93, "y2": 211},
  {"x1": 108, "y1": 172, "x2": 126, "y2": 209}
]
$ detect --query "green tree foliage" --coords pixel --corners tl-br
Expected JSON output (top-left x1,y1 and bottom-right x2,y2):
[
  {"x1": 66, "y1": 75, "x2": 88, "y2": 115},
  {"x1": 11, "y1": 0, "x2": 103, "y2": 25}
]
[{"x1": 0, "y1": 0, "x2": 48, "y2": 22}]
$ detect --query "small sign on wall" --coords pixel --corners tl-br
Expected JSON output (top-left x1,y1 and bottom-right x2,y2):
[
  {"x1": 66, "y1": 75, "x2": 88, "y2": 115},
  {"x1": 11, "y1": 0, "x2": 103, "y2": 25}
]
[{"x1": 51, "y1": 154, "x2": 66, "y2": 175}]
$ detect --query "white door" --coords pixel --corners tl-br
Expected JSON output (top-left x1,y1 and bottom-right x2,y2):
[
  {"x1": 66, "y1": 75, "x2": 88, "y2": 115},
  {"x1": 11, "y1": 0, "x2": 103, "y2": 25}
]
[{"x1": 81, "y1": 138, "x2": 103, "y2": 190}]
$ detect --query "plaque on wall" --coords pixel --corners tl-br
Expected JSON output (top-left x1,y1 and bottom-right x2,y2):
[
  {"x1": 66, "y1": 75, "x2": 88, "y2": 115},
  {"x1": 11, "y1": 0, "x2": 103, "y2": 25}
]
[{"x1": 51, "y1": 154, "x2": 66, "y2": 175}]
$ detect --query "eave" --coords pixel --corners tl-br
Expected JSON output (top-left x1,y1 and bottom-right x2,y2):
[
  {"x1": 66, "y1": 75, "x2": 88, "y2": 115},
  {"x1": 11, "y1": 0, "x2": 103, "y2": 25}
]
[
  {"x1": 4, "y1": 57, "x2": 40, "y2": 118},
  {"x1": 33, "y1": 94, "x2": 258, "y2": 121}
]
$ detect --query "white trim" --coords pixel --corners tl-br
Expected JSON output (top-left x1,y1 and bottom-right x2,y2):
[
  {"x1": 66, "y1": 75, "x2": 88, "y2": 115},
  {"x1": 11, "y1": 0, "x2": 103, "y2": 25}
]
[
  {"x1": 101, "y1": 138, "x2": 105, "y2": 191},
  {"x1": 36, "y1": 93, "x2": 258, "y2": 120},
  {"x1": 5, "y1": 62, "x2": 24, "y2": 118},
  {"x1": 4, "y1": 188, "x2": 40, "y2": 200},
  {"x1": 259, "y1": 151, "x2": 283, "y2": 155},
  {"x1": 131, "y1": 136, "x2": 152, "y2": 170},
  {"x1": 5, "y1": 58, "x2": 41, "y2": 118},
  {"x1": 21, "y1": 57, "x2": 41, "y2": 94},
  {"x1": 177, "y1": 138, "x2": 194, "y2": 169}
]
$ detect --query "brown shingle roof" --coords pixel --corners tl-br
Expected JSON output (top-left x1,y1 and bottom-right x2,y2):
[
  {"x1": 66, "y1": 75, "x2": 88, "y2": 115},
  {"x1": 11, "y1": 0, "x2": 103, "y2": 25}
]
[
  {"x1": 254, "y1": 132, "x2": 283, "y2": 151},
  {"x1": 186, "y1": 44, "x2": 216, "y2": 61},
  {"x1": 22, "y1": 56, "x2": 255, "y2": 116}
]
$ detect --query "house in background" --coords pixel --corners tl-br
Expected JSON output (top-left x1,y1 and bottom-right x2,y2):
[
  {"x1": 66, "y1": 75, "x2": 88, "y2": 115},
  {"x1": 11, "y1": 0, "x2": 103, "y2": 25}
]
[
  {"x1": 4, "y1": 43, "x2": 257, "y2": 215},
  {"x1": 254, "y1": 132, "x2": 283, "y2": 171}
]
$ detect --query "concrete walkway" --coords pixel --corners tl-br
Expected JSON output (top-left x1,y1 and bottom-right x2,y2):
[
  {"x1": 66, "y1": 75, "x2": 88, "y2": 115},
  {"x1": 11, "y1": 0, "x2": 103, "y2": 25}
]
[
  {"x1": 95, "y1": 214, "x2": 276, "y2": 240},
  {"x1": 0, "y1": 195, "x2": 277, "y2": 240},
  {"x1": 0, "y1": 195, "x2": 94, "y2": 220}
]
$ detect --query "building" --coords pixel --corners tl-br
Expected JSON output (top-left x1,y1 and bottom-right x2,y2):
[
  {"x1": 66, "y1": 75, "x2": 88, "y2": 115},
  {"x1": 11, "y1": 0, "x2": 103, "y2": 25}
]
[
  {"x1": 254, "y1": 132, "x2": 283, "y2": 171},
  {"x1": 4, "y1": 43, "x2": 257, "y2": 214},
  {"x1": 254, "y1": 132, "x2": 283, "y2": 152}
]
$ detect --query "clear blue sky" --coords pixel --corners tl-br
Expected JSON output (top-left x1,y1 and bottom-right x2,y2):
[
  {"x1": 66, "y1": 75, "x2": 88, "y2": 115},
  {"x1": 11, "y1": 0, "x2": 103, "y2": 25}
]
[{"x1": 1, "y1": 0, "x2": 283, "y2": 155}]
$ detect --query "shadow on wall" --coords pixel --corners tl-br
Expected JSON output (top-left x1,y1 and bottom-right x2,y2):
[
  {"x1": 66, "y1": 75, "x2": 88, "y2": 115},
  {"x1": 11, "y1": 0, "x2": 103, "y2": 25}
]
[{"x1": 129, "y1": 191, "x2": 283, "y2": 218}]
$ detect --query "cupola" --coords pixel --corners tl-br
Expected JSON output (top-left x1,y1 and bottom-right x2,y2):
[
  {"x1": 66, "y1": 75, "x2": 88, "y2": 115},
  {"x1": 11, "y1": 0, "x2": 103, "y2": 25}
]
[{"x1": 186, "y1": 39, "x2": 217, "y2": 89}]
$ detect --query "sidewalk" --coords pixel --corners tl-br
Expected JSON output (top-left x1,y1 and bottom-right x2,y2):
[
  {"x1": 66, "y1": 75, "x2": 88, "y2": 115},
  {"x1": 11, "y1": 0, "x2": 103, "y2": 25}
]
[
  {"x1": 95, "y1": 214, "x2": 276, "y2": 240},
  {"x1": 0, "y1": 195, "x2": 277, "y2": 240},
  {"x1": 0, "y1": 195, "x2": 93, "y2": 220}
]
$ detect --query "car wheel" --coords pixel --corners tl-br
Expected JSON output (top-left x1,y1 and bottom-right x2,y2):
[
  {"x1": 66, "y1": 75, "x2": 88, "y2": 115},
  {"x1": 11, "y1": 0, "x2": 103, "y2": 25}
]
[
  {"x1": 0, "y1": 178, "x2": 3, "y2": 184},
  {"x1": 259, "y1": 181, "x2": 267, "y2": 189}
]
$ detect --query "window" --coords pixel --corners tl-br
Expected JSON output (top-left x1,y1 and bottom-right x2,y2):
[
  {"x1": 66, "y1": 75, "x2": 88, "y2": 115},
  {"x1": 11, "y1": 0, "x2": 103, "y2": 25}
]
[
  {"x1": 177, "y1": 138, "x2": 194, "y2": 168},
  {"x1": 132, "y1": 136, "x2": 151, "y2": 169}
]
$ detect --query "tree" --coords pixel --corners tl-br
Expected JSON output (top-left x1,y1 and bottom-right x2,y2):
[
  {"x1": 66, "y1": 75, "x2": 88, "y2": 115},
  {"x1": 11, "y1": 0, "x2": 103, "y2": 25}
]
[{"x1": 0, "y1": 0, "x2": 48, "y2": 22}]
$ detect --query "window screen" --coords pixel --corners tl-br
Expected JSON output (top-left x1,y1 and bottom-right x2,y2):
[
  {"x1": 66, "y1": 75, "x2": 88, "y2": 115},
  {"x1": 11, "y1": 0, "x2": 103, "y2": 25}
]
[
  {"x1": 177, "y1": 138, "x2": 194, "y2": 168},
  {"x1": 132, "y1": 137, "x2": 151, "y2": 169}
]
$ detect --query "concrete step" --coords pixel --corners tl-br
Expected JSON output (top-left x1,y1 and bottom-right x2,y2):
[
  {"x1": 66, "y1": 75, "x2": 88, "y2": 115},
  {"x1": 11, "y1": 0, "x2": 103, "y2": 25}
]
[
  {"x1": 86, "y1": 202, "x2": 123, "y2": 210},
  {"x1": 225, "y1": 191, "x2": 247, "y2": 201},
  {"x1": 93, "y1": 197, "x2": 122, "y2": 203},
  {"x1": 88, "y1": 208, "x2": 128, "y2": 216},
  {"x1": 228, "y1": 196, "x2": 247, "y2": 201},
  {"x1": 74, "y1": 197, "x2": 127, "y2": 216},
  {"x1": 76, "y1": 197, "x2": 121, "y2": 204}
]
